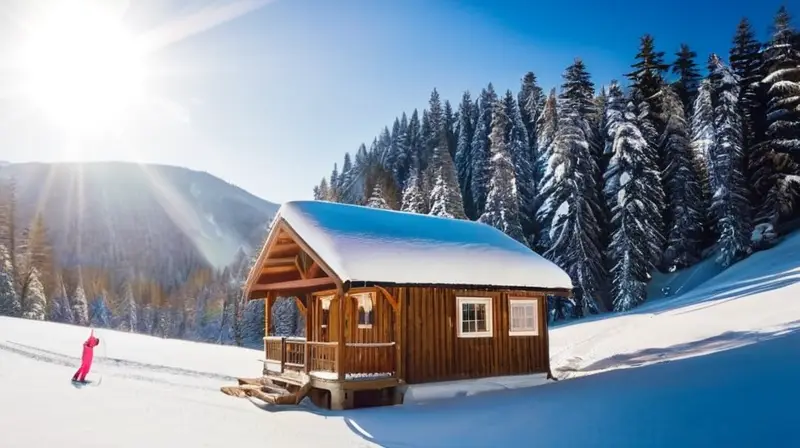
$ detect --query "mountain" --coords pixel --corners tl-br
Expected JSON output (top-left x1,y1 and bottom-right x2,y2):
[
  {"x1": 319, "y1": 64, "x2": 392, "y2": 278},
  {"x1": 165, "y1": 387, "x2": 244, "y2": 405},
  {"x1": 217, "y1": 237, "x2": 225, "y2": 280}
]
[{"x1": 0, "y1": 162, "x2": 279, "y2": 287}]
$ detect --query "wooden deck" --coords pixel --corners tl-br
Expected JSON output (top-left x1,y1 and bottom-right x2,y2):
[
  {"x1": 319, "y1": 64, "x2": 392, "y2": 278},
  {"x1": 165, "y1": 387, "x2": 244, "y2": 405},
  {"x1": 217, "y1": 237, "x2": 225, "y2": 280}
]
[{"x1": 262, "y1": 336, "x2": 397, "y2": 381}]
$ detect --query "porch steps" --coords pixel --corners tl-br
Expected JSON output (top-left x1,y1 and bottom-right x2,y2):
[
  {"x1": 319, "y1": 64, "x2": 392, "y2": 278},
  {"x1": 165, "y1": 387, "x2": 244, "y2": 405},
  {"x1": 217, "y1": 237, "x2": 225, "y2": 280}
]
[{"x1": 220, "y1": 374, "x2": 311, "y2": 406}]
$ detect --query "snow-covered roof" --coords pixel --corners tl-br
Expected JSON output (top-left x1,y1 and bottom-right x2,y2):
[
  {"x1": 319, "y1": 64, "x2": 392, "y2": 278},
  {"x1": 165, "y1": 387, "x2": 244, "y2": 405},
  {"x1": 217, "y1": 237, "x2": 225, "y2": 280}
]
[{"x1": 275, "y1": 201, "x2": 573, "y2": 291}]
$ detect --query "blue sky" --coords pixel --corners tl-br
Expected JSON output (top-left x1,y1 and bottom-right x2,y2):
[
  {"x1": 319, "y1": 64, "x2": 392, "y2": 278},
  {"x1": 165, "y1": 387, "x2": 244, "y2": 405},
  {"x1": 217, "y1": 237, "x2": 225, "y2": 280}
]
[{"x1": 0, "y1": 0, "x2": 790, "y2": 203}]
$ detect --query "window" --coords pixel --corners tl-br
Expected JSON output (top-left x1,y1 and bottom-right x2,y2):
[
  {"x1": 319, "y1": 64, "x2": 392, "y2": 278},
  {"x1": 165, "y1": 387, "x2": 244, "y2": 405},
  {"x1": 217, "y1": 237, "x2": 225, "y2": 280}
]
[
  {"x1": 319, "y1": 295, "x2": 333, "y2": 328},
  {"x1": 509, "y1": 298, "x2": 539, "y2": 336},
  {"x1": 353, "y1": 292, "x2": 375, "y2": 328},
  {"x1": 456, "y1": 296, "x2": 492, "y2": 338}
]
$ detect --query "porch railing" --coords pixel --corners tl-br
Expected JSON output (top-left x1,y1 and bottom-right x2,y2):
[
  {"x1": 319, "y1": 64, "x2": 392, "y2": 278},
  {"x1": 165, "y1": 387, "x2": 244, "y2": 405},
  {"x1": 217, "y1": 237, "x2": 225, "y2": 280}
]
[{"x1": 264, "y1": 337, "x2": 396, "y2": 379}]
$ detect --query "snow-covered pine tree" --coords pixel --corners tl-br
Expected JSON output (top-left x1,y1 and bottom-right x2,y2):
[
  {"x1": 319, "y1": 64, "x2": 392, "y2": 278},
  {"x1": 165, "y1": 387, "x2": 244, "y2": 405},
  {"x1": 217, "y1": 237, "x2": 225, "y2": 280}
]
[
  {"x1": 219, "y1": 301, "x2": 236, "y2": 344},
  {"x1": 660, "y1": 85, "x2": 705, "y2": 270},
  {"x1": 730, "y1": 18, "x2": 767, "y2": 161},
  {"x1": 671, "y1": 44, "x2": 702, "y2": 113},
  {"x1": 753, "y1": 7, "x2": 800, "y2": 229},
  {"x1": 366, "y1": 183, "x2": 391, "y2": 209},
  {"x1": 89, "y1": 294, "x2": 112, "y2": 328},
  {"x1": 538, "y1": 59, "x2": 607, "y2": 316},
  {"x1": 518, "y1": 72, "x2": 546, "y2": 171},
  {"x1": 70, "y1": 279, "x2": 89, "y2": 326},
  {"x1": 337, "y1": 153, "x2": 355, "y2": 204},
  {"x1": 429, "y1": 131, "x2": 467, "y2": 219},
  {"x1": 241, "y1": 298, "x2": 265, "y2": 348},
  {"x1": 502, "y1": 90, "x2": 535, "y2": 242},
  {"x1": 604, "y1": 99, "x2": 665, "y2": 311},
  {"x1": 22, "y1": 267, "x2": 46, "y2": 320},
  {"x1": 0, "y1": 244, "x2": 20, "y2": 317},
  {"x1": 626, "y1": 34, "x2": 669, "y2": 127},
  {"x1": 479, "y1": 98, "x2": 526, "y2": 244},
  {"x1": 400, "y1": 166, "x2": 425, "y2": 213},
  {"x1": 444, "y1": 100, "x2": 457, "y2": 160},
  {"x1": 315, "y1": 178, "x2": 329, "y2": 201},
  {"x1": 455, "y1": 92, "x2": 477, "y2": 219},
  {"x1": 139, "y1": 302, "x2": 155, "y2": 335},
  {"x1": 470, "y1": 84, "x2": 498, "y2": 218},
  {"x1": 690, "y1": 78, "x2": 715, "y2": 214},
  {"x1": 48, "y1": 277, "x2": 73, "y2": 324},
  {"x1": 272, "y1": 297, "x2": 298, "y2": 336},
  {"x1": 405, "y1": 110, "x2": 423, "y2": 181},
  {"x1": 707, "y1": 53, "x2": 753, "y2": 267},
  {"x1": 533, "y1": 89, "x2": 558, "y2": 251},
  {"x1": 328, "y1": 164, "x2": 340, "y2": 202},
  {"x1": 117, "y1": 281, "x2": 137, "y2": 332}
]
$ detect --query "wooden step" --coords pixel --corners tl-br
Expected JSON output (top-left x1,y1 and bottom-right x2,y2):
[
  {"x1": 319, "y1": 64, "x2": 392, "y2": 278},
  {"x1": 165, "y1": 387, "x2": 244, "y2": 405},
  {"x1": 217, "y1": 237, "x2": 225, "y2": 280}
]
[{"x1": 221, "y1": 376, "x2": 311, "y2": 406}]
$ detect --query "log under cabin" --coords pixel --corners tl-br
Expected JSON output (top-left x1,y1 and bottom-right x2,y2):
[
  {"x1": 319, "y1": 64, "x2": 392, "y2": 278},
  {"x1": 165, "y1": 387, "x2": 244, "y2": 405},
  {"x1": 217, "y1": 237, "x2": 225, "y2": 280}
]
[{"x1": 222, "y1": 200, "x2": 573, "y2": 410}]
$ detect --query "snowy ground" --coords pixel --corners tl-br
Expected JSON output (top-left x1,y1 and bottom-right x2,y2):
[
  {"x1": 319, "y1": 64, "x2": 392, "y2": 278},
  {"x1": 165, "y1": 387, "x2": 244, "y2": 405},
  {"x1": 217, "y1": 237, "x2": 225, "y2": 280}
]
[{"x1": 3, "y1": 232, "x2": 800, "y2": 447}]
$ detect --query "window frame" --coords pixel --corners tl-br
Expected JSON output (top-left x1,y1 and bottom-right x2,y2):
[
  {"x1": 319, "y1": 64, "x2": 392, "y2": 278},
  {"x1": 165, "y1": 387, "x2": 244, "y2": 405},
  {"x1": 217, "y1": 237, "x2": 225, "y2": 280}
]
[
  {"x1": 353, "y1": 292, "x2": 375, "y2": 329},
  {"x1": 508, "y1": 297, "x2": 539, "y2": 336},
  {"x1": 456, "y1": 296, "x2": 493, "y2": 338},
  {"x1": 319, "y1": 295, "x2": 333, "y2": 329}
]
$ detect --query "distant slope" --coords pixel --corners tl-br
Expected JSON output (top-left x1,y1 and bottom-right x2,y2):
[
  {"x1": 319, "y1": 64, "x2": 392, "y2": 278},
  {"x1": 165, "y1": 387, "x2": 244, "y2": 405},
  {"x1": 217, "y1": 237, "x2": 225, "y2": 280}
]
[{"x1": 0, "y1": 162, "x2": 279, "y2": 281}]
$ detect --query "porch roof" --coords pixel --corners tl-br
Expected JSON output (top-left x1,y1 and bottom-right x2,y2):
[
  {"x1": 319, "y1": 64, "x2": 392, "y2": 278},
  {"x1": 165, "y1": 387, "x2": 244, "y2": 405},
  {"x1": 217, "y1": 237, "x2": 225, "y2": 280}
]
[{"x1": 267, "y1": 200, "x2": 572, "y2": 291}]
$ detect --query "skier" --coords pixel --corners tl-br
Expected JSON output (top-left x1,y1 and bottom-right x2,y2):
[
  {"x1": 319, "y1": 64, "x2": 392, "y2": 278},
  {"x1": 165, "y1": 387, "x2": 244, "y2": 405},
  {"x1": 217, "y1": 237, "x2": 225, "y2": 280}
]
[{"x1": 72, "y1": 329, "x2": 100, "y2": 383}]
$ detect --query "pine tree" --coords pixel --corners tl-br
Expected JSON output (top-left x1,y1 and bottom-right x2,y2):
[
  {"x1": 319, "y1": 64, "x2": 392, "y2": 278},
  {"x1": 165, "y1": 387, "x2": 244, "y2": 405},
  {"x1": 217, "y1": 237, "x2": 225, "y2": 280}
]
[
  {"x1": 70, "y1": 278, "x2": 89, "y2": 325},
  {"x1": 690, "y1": 79, "x2": 715, "y2": 224},
  {"x1": 315, "y1": 178, "x2": 329, "y2": 201},
  {"x1": 479, "y1": 99, "x2": 526, "y2": 244},
  {"x1": 444, "y1": 100, "x2": 457, "y2": 160},
  {"x1": 366, "y1": 183, "x2": 391, "y2": 209},
  {"x1": 455, "y1": 92, "x2": 477, "y2": 218},
  {"x1": 660, "y1": 85, "x2": 705, "y2": 270},
  {"x1": 22, "y1": 268, "x2": 46, "y2": 320},
  {"x1": 708, "y1": 54, "x2": 753, "y2": 266},
  {"x1": 337, "y1": 153, "x2": 355, "y2": 204},
  {"x1": 533, "y1": 89, "x2": 559, "y2": 252},
  {"x1": 754, "y1": 7, "x2": 800, "y2": 228},
  {"x1": 272, "y1": 297, "x2": 298, "y2": 336},
  {"x1": 538, "y1": 59, "x2": 607, "y2": 316},
  {"x1": 400, "y1": 167, "x2": 425, "y2": 213},
  {"x1": 503, "y1": 90, "x2": 535, "y2": 242},
  {"x1": 671, "y1": 44, "x2": 702, "y2": 112},
  {"x1": 518, "y1": 72, "x2": 546, "y2": 165},
  {"x1": 730, "y1": 18, "x2": 767, "y2": 157},
  {"x1": 429, "y1": 131, "x2": 467, "y2": 219},
  {"x1": 90, "y1": 295, "x2": 112, "y2": 328},
  {"x1": 117, "y1": 281, "x2": 137, "y2": 332},
  {"x1": 241, "y1": 298, "x2": 265, "y2": 348},
  {"x1": 0, "y1": 244, "x2": 19, "y2": 317},
  {"x1": 328, "y1": 164, "x2": 340, "y2": 202},
  {"x1": 48, "y1": 276, "x2": 73, "y2": 324},
  {"x1": 605, "y1": 98, "x2": 665, "y2": 311},
  {"x1": 470, "y1": 84, "x2": 498, "y2": 217},
  {"x1": 627, "y1": 34, "x2": 669, "y2": 116}
]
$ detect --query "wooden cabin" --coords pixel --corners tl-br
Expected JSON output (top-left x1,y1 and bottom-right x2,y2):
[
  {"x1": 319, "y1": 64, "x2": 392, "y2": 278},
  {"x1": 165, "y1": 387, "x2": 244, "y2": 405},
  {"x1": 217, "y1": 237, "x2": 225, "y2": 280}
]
[{"x1": 221, "y1": 200, "x2": 573, "y2": 410}]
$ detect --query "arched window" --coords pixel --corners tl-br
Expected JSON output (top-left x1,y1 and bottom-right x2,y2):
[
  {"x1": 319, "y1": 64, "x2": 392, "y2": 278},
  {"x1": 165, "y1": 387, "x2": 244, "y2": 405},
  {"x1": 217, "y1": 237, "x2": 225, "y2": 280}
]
[{"x1": 353, "y1": 292, "x2": 375, "y2": 329}]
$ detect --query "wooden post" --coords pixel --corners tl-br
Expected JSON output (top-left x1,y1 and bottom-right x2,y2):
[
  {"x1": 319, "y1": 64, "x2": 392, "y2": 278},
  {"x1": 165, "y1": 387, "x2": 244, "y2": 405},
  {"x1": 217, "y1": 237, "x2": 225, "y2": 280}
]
[
  {"x1": 336, "y1": 288, "x2": 346, "y2": 381},
  {"x1": 280, "y1": 337, "x2": 287, "y2": 373},
  {"x1": 264, "y1": 293, "x2": 273, "y2": 338},
  {"x1": 395, "y1": 287, "x2": 403, "y2": 380},
  {"x1": 305, "y1": 294, "x2": 312, "y2": 373}
]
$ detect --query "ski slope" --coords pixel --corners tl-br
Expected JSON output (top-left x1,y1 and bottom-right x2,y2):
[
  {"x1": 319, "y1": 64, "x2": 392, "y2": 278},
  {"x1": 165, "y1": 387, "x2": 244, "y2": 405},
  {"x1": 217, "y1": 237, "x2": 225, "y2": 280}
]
[{"x1": 2, "y1": 232, "x2": 800, "y2": 447}]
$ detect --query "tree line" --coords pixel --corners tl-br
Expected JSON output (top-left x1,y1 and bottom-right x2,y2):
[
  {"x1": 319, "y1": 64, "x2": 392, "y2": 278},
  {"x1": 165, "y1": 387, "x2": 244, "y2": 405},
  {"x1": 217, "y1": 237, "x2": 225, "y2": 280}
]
[
  {"x1": 0, "y1": 178, "x2": 306, "y2": 346},
  {"x1": 314, "y1": 7, "x2": 800, "y2": 320}
]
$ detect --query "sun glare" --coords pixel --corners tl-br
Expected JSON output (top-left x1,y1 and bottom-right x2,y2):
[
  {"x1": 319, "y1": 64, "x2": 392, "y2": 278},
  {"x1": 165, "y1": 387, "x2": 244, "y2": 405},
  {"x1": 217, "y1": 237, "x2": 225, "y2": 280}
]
[{"x1": 16, "y1": 5, "x2": 146, "y2": 134}]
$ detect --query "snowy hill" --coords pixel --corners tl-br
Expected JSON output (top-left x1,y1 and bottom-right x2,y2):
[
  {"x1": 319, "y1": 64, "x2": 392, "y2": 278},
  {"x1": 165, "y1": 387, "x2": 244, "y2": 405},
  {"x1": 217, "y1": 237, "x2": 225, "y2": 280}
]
[
  {"x1": 2, "y1": 231, "x2": 800, "y2": 446},
  {"x1": 0, "y1": 162, "x2": 279, "y2": 278}
]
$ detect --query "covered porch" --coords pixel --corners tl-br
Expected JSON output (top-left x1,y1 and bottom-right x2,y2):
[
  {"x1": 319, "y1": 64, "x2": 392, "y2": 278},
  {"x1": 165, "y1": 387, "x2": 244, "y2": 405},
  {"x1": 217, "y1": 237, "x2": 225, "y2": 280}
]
[{"x1": 243, "y1": 218, "x2": 403, "y2": 408}]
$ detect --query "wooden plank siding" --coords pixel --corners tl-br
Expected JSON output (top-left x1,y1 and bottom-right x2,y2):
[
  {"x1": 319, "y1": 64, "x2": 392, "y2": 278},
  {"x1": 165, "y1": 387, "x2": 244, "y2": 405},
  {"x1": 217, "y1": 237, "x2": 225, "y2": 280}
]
[{"x1": 397, "y1": 287, "x2": 550, "y2": 385}]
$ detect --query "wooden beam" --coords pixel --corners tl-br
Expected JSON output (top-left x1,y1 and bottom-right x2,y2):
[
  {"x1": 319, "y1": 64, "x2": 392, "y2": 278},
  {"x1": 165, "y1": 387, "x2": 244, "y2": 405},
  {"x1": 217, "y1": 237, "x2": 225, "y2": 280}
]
[
  {"x1": 336, "y1": 288, "x2": 346, "y2": 381},
  {"x1": 257, "y1": 271, "x2": 302, "y2": 286},
  {"x1": 269, "y1": 243, "x2": 301, "y2": 258},
  {"x1": 279, "y1": 221, "x2": 341, "y2": 285},
  {"x1": 375, "y1": 285, "x2": 399, "y2": 312},
  {"x1": 264, "y1": 257, "x2": 296, "y2": 267},
  {"x1": 306, "y1": 261, "x2": 322, "y2": 279},
  {"x1": 295, "y1": 255, "x2": 306, "y2": 279},
  {"x1": 251, "y1": 277, "x2": 335, "y2": 292},
  {"x1": 261, "y1": 265, "x2": 299, "y2": 275},
  {"x1": 294, "y1": 296, "x2": 307, "y2": 315}
]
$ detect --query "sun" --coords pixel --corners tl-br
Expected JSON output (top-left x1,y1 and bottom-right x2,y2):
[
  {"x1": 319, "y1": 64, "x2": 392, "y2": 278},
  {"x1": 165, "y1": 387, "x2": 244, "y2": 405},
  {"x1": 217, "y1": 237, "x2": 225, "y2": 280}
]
[{"x1": 15, "y1": 4, "x2": 146, "y2": 134}]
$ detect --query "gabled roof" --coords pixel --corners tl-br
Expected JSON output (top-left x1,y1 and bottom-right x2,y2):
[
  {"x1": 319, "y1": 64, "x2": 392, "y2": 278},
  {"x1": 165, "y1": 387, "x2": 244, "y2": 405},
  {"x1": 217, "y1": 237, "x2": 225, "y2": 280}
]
[{"x1": 266, "y1": 200, "x2": 572, "y2": 291}]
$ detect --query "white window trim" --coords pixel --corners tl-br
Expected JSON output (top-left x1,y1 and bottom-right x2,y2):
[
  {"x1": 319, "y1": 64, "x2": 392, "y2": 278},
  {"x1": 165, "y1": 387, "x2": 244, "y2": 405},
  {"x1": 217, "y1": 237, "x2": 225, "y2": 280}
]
[
  {"x1": 456, "y1": 296, "x2": 493, "y2": 338},
  {"x1": 508, "y1": 298, "x2": 539, "y2": 336},
  {"x1": 353, "y1": 292, "x2": 375, "y2": 329}
]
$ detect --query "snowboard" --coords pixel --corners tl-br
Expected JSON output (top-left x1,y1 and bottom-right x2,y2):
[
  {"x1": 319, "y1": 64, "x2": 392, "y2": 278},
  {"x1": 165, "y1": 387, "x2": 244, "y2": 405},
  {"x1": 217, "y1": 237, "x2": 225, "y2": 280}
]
[{"x1": 70, "y1": 378, "x2": 100, "y2": 387}]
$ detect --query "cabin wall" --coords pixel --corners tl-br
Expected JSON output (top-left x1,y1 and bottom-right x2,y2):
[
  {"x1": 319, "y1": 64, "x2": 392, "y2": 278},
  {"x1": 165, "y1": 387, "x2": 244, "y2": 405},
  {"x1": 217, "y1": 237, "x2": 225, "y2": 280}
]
[
  {"x1": 399, "y1": 287, "x2": 550, "y2": 385},
  {"x1": 309, "y1": 289, "x2": 395, "y2": 344}
]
